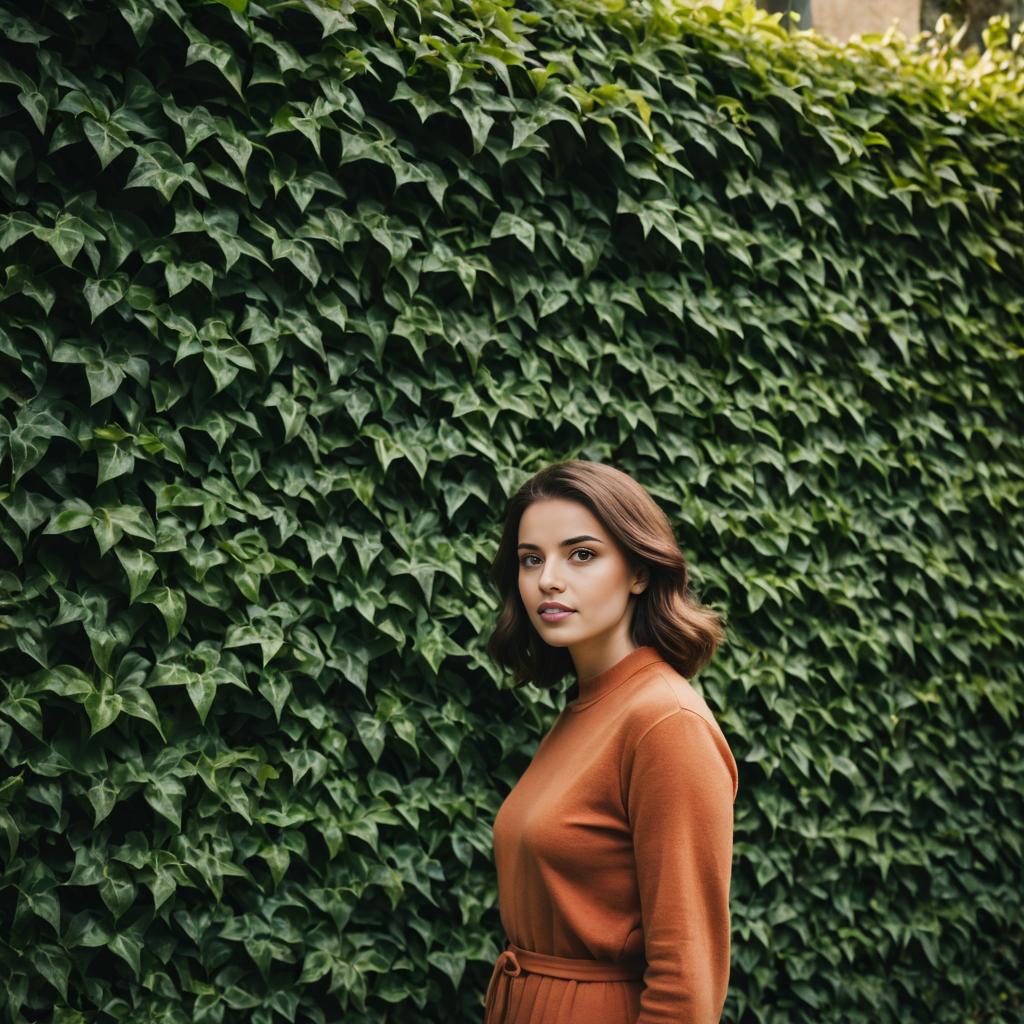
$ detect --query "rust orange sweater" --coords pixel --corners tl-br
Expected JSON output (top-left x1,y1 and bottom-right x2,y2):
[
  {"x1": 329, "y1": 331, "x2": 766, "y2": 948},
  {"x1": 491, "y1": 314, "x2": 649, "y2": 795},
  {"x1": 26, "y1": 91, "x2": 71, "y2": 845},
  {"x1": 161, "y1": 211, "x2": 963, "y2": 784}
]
[{"x1": 488, "y1": 645, "x2": 739, "y2": 1024}]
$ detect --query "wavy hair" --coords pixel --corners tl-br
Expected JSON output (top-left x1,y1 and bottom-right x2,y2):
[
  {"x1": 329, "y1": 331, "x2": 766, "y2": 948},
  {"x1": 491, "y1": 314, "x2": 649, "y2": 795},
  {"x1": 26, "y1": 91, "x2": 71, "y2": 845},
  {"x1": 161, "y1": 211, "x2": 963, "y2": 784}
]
[{"x1": 486, "y1": 459, "x2": 726, "y2": 689}]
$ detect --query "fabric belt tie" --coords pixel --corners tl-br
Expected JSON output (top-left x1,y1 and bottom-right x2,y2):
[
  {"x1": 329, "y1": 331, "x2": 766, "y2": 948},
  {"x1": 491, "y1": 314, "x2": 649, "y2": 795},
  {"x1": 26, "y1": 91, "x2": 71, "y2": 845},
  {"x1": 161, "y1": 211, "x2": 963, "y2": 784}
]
[{"x1": 484, "y1": 941, "x2": 645, "y2": 1024}]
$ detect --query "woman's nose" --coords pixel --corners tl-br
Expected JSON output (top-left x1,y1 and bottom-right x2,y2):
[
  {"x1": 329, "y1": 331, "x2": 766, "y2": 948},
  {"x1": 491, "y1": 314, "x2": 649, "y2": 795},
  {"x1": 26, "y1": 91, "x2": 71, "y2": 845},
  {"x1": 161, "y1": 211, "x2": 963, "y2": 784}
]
[{"x1": 539, "y1": 568, "x2": 564, "y2": 589}]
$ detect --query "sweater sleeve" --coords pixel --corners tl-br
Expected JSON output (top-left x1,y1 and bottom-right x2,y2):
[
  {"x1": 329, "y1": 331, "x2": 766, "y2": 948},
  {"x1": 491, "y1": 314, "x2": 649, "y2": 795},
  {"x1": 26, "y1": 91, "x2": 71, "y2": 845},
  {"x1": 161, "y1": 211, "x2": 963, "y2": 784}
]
[{"x1": 625, "y1": 708, "x2": 738, "y2": 1024}]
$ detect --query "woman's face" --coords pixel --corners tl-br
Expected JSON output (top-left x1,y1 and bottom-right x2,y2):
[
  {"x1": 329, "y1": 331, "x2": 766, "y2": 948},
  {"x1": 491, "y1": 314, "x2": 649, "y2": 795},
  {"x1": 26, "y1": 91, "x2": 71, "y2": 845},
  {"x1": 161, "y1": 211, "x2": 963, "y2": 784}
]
[{"x1": 517, "y1": 497, "x2": 647, "y2": 662}]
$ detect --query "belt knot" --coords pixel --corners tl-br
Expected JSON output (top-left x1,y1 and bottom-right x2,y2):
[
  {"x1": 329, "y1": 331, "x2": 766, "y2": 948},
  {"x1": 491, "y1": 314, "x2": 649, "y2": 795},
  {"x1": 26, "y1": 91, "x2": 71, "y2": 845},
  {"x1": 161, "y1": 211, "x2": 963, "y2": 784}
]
[
  {"x1": 497, "y1": 950, "x2": 522, "y2": 977},
  {"x1": 484, "y1": 947, "x2": 521, "y2": 1024}
]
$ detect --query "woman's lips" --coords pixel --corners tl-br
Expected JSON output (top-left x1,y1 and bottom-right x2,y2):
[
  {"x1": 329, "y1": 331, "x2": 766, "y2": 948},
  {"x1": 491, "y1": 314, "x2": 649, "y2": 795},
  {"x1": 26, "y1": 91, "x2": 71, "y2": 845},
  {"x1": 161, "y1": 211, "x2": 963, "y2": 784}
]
[{"x1": 540, "y1": 609, "x2": 574, "y2": 622}]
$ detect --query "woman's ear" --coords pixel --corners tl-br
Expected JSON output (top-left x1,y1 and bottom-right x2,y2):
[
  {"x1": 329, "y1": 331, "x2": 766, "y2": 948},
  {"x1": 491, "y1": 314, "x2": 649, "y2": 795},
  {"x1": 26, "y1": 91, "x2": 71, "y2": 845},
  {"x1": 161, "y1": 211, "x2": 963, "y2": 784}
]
[{"x1": 630, "y1": 563, "x2": 649, "y2": 596}]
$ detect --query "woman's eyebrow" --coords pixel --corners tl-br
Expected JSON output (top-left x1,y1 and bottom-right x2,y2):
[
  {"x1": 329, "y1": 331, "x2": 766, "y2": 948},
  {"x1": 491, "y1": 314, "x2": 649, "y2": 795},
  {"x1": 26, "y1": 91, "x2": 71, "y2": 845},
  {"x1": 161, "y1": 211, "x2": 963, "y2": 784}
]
[{"x1": 517, "y1": 535, "x2": 604, "y2": 551}]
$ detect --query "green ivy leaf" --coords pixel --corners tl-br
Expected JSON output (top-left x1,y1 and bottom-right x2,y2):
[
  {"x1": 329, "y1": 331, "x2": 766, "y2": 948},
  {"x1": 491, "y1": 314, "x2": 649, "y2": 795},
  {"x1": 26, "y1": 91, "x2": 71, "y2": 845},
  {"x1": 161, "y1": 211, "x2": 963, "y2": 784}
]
[
  {"x1": 144, "y1": 777, "x2": 185, "y2": 829},
  {"x1": 185, "y1": 32, "x2": 245, "y2": 98},
  {"x1": 108, "y1": 931, "x2": 143, "y2": 978},
  {"x1": 116, "y1": 547, "x2": 158, "y2": 603},
  {"x1": 257, "y1": 669, "x2": 291, "y2": 723},
  {"x1": 119, "y1": 686, "x2": 165, "y2": 739},
  {"x1": 138, "y1": 585, "x2": 187, "y2": 642},
  {"x1": 84, "y1": 690, "x2": 123, "y2": 736},
  {"x1": 82, "y1": 275, "x2": 128, "y2": 322},
  {"x1": 125, "y1": 141, "x2": 208, "y2": 202},
  {"x1": 86, "y1": 779, "x2": 119, "y2": 828},
  {"x1": 64, "y1": 911, "x2": 114, "y2": 949},
  {"x1": 98, "y1": 862, "x2": 136, "y2": 920},
  {"x1": 82, "y1": 116, "x2": 131, "y2": 169},
  {"x1": 187, "y1": 672, "x2": 217, "y2": 725},
  {"x1": 29, "y1": 944, "x2": 71, "y2": 1000}
]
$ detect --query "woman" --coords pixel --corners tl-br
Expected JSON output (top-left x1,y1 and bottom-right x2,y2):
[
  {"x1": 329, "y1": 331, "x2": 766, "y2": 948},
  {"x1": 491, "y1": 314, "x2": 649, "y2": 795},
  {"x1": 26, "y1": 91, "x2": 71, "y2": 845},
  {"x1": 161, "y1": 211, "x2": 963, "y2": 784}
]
[{"x1": 483, "y1": 459, "x2": 738, "y2": 1024}]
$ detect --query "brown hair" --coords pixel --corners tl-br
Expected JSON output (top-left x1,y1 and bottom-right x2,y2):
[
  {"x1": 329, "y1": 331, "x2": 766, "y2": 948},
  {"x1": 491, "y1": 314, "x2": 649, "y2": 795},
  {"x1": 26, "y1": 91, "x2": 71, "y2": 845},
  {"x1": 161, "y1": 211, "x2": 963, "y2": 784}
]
[{"x1": 486, "y1": 459, "x2": 726, "y2": 689}]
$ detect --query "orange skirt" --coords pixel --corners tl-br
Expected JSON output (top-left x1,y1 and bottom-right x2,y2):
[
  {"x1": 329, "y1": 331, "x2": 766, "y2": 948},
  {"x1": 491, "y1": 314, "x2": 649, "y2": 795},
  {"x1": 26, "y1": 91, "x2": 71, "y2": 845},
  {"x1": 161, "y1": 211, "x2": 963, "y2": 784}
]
[{"x1": 483, "y1": 942, "x2": 646, "y2": 1024}]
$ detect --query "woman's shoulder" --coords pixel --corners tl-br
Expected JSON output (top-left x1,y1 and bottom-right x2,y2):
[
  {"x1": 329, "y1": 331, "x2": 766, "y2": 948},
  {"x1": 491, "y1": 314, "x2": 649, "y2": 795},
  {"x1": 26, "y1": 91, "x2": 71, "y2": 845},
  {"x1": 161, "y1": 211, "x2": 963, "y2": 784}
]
[
  {"x1": 622, "y1": 663, "x2": 738, "y2": 795},
  {"x1": 622, "y1": 662, "x2": 727, "y2": 745}
]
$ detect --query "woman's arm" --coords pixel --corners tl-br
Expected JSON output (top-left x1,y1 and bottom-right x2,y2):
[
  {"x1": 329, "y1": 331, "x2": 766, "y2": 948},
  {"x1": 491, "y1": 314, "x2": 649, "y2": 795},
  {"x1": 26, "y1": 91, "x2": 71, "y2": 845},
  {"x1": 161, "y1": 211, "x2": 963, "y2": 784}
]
[{"x1": 625, "y1": 708, "x2": 739, "y2": 1024}]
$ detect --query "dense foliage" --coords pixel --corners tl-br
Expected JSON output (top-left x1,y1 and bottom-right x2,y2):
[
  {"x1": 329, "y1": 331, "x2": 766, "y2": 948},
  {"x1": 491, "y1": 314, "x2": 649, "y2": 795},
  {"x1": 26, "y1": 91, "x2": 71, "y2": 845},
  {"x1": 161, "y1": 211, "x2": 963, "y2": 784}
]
[
  {"x1": 1, "y1": 0, "x2": 1022, "y2": 1021},
  {"x1": 923, "y1": 2, "x2": 1024, "y2": 52}
]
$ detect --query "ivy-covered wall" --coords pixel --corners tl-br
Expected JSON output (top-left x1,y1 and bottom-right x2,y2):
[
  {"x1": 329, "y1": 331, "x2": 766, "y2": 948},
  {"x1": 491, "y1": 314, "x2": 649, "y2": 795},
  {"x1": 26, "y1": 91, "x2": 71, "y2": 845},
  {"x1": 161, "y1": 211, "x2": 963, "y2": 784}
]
[{"x1": 1, "y1": 0, "x2": 1022, "y2": 1022}]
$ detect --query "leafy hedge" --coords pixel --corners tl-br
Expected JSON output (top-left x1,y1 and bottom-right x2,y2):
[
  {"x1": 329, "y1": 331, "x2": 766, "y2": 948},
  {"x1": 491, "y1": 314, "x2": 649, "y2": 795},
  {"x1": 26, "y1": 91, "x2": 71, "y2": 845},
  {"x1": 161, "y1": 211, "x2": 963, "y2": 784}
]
[{"x1": 1, "y1": 0, "x2": 1022, "y2": 1022}]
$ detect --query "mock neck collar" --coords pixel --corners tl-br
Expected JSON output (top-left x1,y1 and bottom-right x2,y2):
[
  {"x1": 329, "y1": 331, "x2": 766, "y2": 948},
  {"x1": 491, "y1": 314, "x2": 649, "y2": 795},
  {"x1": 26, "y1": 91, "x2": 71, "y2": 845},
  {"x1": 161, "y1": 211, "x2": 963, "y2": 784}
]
[{"x1": 567, "y1": 645, "x2": 663, "y2": 713}]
